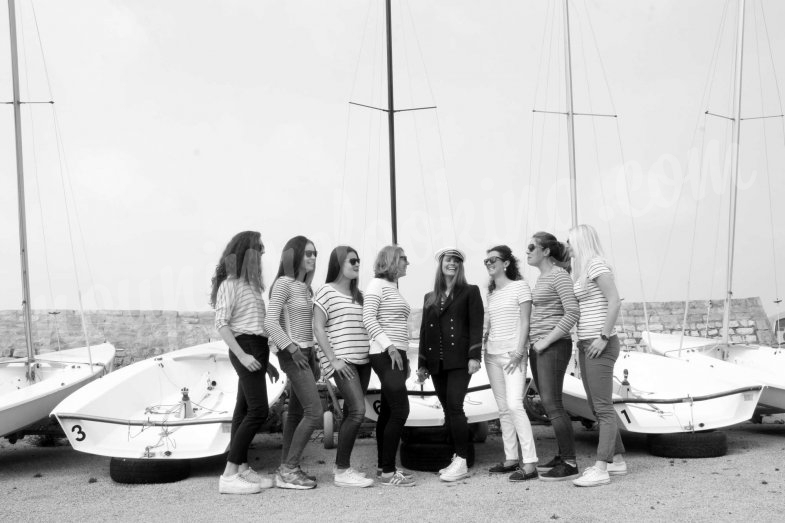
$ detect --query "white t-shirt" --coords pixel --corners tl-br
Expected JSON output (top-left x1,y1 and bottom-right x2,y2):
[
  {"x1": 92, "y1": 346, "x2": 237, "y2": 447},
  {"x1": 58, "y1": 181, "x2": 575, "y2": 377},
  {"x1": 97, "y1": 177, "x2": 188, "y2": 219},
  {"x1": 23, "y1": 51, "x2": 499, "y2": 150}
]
[
  {"x1": 486, "y1": 280, "x2": 532, "y2": 354},
  {"x1": 314, "y1": 284, "x2": 370, "y2": 377},
  {"x1": 574, "y1": 258, "x2": 617, "y2": 340}
]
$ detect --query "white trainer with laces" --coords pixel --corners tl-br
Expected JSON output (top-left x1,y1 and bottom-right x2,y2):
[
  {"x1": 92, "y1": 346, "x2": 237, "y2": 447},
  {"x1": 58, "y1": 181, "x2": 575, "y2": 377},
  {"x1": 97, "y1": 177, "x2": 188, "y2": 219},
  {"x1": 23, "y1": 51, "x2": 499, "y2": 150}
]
[
  {"x1": 240, "y1": 467, "x2": 274, "y2": 489},
  {"x1": 334, "y1": 467, "x2": 374, "y2": 488},
  {"x1": 606, "y1": 461, "x2": 627, "y2": 476},
  {"x1": 439, "y1": 454, "x2": 457, "y2": 475},
  {"x1": 219, "y1": 473, "x2": 262, "y2": 494},
  {"x1": 439, "y1": 456, "x2": 469, "y2": 482},
  {"x1": 572, "y1": 466, "x2": 611, "y2": 487}
]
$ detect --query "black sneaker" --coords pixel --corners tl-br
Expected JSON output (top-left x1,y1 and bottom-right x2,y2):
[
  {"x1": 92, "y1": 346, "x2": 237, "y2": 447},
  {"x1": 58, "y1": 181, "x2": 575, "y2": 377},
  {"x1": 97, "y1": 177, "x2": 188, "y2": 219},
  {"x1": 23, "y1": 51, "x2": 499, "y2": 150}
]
[
  {"x1": 508, "y1": 467, "x2": 538, "y2": 482},
  {"x1": 539, "y1": 461, "x2": 579, "y2": 482},
  {"x1": 536, "y1": 455, "x2": 563, "y2": 473},
  {"x1": 489, "y1": 462, "x2": 518, "y2": 474}
]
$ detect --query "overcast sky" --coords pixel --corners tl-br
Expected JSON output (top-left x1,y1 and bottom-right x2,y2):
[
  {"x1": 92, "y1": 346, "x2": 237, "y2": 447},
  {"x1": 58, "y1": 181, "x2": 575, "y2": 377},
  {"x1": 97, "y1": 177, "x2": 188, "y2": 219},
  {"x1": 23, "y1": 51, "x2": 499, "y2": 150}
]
[{"x1": 1, "y1": 0, "x2": 784, "y2": 321}]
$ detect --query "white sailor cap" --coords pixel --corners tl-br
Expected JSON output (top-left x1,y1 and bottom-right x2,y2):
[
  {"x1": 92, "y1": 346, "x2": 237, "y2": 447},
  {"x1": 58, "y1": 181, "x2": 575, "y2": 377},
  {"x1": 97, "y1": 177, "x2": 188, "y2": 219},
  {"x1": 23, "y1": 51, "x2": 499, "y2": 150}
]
[{"x1": 434, "y1": 247, "x2": 466, "y2": 262}]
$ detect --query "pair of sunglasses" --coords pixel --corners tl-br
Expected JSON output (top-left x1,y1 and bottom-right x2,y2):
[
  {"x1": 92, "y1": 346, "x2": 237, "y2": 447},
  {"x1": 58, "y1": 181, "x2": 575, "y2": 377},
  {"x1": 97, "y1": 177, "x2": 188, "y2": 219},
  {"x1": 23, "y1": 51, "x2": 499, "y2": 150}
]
[
  {"x1": 304, "y1": 250, "x2": 318, "y2": 258},
  {"x1": 527, "y1": 244, "x2": 538, "y2": 253},
  {"x1": 483, "y1": 256, "x2": 501, "y2": 266},
  {"x1": 400, "y1": 255, "x2": 408, "y2": 263},
  {"x1": 347, "y1": 258, "x2": 360, "y2": 266}
]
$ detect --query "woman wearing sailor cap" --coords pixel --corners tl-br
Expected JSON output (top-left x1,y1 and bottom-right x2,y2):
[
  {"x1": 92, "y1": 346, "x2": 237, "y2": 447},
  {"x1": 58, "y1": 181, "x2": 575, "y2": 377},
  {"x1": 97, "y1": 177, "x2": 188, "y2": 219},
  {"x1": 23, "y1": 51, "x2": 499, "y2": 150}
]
[{"x1": 416, "y1": 247, "x2": 484, "y2": 482}]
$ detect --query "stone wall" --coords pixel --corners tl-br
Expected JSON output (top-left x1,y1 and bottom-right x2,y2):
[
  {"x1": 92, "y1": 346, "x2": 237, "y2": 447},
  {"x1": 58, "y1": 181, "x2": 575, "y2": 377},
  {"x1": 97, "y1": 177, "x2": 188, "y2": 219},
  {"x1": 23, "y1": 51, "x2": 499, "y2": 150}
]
[{"x1": 0, "y1": 297, "x2": 774, "y2": 366}]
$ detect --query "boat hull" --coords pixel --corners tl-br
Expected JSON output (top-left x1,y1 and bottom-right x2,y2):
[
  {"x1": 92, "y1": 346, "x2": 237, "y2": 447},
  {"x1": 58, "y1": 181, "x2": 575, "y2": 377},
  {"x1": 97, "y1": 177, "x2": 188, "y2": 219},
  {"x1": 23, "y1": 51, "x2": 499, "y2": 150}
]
[
  {"x1": 561, "y1": 348, "x2": 762, "y2": 433},
  {"x1": 51, "y1": 342, "x2": 286, "y2": 459},
  {"x1": 0, "y1": 344, "x2": 116, "y2": 438},
  {"x1": 364, "y1": 343, "x2": 498, "y2": 427},
  {"x1": 643, "y1": 331, "x2": 785, "y2": 414}
]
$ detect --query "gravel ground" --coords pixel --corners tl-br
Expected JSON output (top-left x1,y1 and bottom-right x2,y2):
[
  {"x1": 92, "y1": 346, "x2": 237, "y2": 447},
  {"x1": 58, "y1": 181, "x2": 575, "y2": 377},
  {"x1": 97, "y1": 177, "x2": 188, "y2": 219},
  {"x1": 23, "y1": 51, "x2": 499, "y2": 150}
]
[{"x1": 1, "y1": 420, "x2": 784, "y2": 522}]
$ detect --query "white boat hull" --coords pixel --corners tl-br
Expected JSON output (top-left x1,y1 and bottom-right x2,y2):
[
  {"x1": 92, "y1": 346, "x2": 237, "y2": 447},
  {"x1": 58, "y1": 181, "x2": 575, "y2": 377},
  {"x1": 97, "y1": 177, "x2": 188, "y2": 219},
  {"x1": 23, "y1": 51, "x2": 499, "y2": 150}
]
[
  {"x1": 51, "y1": 342, "x2": 286, "y2": 459},
  {"x1": 643, "y1": 331, "x2": 785, "y2": 414},
  {"x1": 561, "y1": 349, "x2": 762, "y2": 433},
  {"x1": 364, "y1": 343, "x2": 498, "y2": 427},
  {"x1": 0, "y1": 344, "x2": 116, "y2": 438}
]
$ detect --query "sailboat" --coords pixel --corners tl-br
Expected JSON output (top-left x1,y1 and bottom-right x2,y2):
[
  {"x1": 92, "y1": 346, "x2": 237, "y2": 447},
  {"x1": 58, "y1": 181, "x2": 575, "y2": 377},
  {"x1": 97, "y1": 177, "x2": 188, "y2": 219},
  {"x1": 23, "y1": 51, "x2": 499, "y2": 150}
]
[
  {"x1": 0, "y1": 0, "x2": 116, "y2": 442},
  {"x1": 642, "y1": 0, "x2": 785, "y2": 417},
  {"x1": 530, "y1": 0, "x2": 763, "y2": 456},
  {"x1": 351, "y1": 0, "x2": 499, "y2": 432}
]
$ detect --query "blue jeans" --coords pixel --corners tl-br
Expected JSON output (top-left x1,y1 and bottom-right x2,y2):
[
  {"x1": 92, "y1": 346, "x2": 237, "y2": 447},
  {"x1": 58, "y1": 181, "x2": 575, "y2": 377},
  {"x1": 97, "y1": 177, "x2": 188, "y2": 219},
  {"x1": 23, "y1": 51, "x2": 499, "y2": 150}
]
[
  {"x1": 277, "y1": 347, "x2": 323, "y2": 468},
  {"x1": 370, "y1": 350, "x2": 410, "y2": 473},
  {"x1": 577, "y1": 336, "x2": 626, "y2": 462},
  {"x1": 431, "y1": 367, "x2": 472, "y2": 459},
  {"x1": 227, "y1": 335, "x2": 270, "y2": 465},
  {"x1": 529, "y1": 337, "x2": 576, "y2": 462},
  {"x1": 331, "y1": 362, "x2": 372, "y2": 469}
]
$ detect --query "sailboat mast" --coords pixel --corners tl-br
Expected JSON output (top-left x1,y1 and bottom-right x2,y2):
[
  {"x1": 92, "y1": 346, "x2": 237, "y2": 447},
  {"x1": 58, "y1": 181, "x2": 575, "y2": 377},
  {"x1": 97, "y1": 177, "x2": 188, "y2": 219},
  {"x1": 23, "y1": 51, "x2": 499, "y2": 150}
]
[
  {"x1": 385, "y1": 0, "x2": 398, "y2": 244},
  {"x1": 564, "y1": 0, "x2": 578, "y2": 227},
  {"x1": 7, "y1": 0, "x2": 36, "y2": 364},
  {"x1": 722, "y1": 0, "x2": 746, "y2": 346}
]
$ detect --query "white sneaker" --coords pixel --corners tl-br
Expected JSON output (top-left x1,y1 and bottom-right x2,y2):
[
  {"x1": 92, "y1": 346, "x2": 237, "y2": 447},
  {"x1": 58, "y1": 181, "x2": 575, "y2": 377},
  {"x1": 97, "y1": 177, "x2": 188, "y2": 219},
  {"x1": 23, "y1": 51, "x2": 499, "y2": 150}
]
[
  {"x1": 439, "y1": 454, "x2": 457, "y2": 475},
  {"x1": 240, "y1": 467, "x2": 274, "y2": 488},
  {"x1": 607, "y1": 461, "x2": 627, "y2": 476},
  {"x1": 572, "y1": 466, "x2": 610, "y2": 487},
  {"x1": 334, "y1": 467, "x2": 374, "y2": 488},
  {"x1": 219, "y1": 473, "x2": 262, "y2": 494},
  {"x1": 439, "y1": 456, "x2": 469, "y2": 482}
]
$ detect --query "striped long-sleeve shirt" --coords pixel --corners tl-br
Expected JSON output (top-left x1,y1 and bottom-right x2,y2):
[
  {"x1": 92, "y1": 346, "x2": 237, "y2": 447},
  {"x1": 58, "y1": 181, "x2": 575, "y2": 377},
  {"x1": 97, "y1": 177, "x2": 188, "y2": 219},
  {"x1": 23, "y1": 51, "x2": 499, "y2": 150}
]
[
  {"x1": 362, "y1": 278, "x2": 410, "y2": 355},
  {"x1": 214, "y1": 278, "x2": 266, "y2": 336},
  {"x1": 264, "y1": 276, "x2": 314, "y2": 352},
  {"x1": 529, "y1": 266, "x2": 580, "y2": 343}
]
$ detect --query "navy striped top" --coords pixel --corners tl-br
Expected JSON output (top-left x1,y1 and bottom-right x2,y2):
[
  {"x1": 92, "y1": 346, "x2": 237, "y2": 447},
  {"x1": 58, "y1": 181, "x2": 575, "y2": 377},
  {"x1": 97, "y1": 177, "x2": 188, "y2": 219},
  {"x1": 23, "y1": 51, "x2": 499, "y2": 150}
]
[{"x1": 264, "y1": 276, "x2": 314, "y2": 352}]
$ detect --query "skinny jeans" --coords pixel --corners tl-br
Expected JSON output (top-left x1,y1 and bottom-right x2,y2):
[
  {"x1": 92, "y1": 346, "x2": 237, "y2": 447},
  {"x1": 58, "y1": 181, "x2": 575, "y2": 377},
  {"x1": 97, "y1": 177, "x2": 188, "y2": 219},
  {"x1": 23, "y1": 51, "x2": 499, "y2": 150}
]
[
  {"x1": 529, "y1": 337, "x2": 576, "y2": 462},
  {"x1": 277, "y1": 347, "x2": 323, "y2": 468},
  {"x1": 227, "y1": 334, "x2": 270, "y2": 465},
  {"x1": 370, "y1": 350, "x2": 410, "y2": 473},
  {"x1": 431, "y1": 366, "x2": 472, "y2": 459},
  {"x1": 485, "y1": 352, "x2": 538, "y2": 463},
  {"x1": 331, "y1": 362, "x2": 372, "y2": 469},
  {"x1": 577, "y1": 336, "x2": 626, "y2": 462}
]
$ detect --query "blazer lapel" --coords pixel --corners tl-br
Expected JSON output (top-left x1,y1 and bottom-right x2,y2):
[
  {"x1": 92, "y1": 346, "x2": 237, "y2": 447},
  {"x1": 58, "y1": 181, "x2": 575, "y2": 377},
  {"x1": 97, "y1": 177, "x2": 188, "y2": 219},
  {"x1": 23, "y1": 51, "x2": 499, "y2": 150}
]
[{"x1": 439, "y1": 286, "x2": 463, "y2": 315}]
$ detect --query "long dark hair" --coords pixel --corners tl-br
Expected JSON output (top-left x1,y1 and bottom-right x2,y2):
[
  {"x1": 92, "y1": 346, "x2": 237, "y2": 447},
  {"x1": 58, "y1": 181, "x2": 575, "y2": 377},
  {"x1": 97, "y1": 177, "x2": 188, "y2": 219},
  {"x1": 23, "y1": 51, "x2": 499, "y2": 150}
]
[
  {"x1": 210, "y1": 231, "x2": 263, "y2": 307},
  {"x1": 270, "y1": 235, "x2": 315, "y2": 297},
  {"x1": 425, "y1": 254, "x2": 467, "y2": 309},
  {"x1": 486, "y1": 244, "x2": 521, "y2": 294},
  {"x1": 325, "y1": 245, "x2": 363, "y2": 305},
  {"x1": 532, "y1": 231, "x2": 569, "y2": 263}
]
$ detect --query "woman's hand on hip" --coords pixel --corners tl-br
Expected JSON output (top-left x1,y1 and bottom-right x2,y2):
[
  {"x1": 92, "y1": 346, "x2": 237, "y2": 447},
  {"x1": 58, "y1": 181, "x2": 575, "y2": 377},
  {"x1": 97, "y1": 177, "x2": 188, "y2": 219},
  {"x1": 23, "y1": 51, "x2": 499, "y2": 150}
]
[
  {"x1": 291, "y1": 348, "x2": 310, "y2": 370},
  {"x1": 387, "y1": 345, "x2": 405, "y2": 371},
  {"x1": 240, "y1": 353, "x2": 262, "y2": 372},
  {"x1": 587, "y1": 338, "x2": 608, "y2": 359}
]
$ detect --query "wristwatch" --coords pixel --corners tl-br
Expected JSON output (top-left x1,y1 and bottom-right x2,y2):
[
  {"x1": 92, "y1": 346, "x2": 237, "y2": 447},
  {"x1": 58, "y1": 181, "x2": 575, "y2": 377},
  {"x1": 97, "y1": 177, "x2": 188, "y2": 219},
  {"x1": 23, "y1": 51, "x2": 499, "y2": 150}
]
[{"x1": 600, "y1": 334, "x2": 609, "y2": 341}]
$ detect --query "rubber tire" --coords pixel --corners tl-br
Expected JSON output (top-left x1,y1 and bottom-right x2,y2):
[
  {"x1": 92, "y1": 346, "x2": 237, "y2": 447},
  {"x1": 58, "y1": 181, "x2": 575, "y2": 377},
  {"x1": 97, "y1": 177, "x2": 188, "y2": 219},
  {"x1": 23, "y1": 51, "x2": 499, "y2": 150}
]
[
  {"x1": 470, "y1": 421, "x2": 489, "y2": 443},
  {"x1": 647, "y1": 431, "x2": 728, "y2": 459},
  {"x1": 400, "y1": 441, "x2": 475, "y2": 472},
  {"x1": 109, "y1": 458, "x2": 190, "y2": 484},
  {"x1": 323, "y1": 411, "x2": 336, "y2": 450}
]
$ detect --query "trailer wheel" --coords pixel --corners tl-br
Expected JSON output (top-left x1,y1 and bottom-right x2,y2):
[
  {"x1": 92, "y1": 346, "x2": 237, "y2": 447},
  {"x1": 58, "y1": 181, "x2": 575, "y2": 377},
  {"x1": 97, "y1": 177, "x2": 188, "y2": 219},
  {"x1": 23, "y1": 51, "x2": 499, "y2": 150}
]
[
  {"x1": 109, "y1": 458, "x2": 190, "y2": 484},
  {"x1": 647, "y1": 431, "x2": 727, "y2": 459}
]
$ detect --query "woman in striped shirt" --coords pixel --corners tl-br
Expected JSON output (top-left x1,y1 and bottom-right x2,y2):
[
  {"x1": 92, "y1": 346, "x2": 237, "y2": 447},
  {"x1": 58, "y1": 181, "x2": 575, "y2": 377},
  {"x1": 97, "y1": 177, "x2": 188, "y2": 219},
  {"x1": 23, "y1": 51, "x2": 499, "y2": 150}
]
[
  {"x1": 362, "y1": 245, "x2": 414, "y2": 487},
  {"x1": 313, "y1": 246, "x2": 373, "y2": 488},
  {"x1": 567, "y1": 224, "x2": 626, "y2": 488},
  {"x1": 264, "y1": 235, "x2": 322, "y2": 490},
  {"x1": 483, "y1": 245, "x2": 538, "y2": 482},
  {"x1": 526, "y1": 231, "x2": 580, "y2": 482},
  {"x1": 212, "y1": 231, "x2": 279, "y2": 495}
]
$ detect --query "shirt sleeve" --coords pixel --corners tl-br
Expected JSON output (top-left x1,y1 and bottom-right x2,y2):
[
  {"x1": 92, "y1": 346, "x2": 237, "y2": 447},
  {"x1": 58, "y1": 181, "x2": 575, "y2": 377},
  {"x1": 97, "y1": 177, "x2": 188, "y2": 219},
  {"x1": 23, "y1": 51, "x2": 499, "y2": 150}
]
[
  {"x1": 214, "y1": 280, "x2": 235, "y2": 331},
  {"x1": 362, "y1": 279, "x2": 393, "y2": 350},
  {"x1": 587, "y1": 258, "x2": 612, "y2": 281},
  {"x1": 552, "y1": 270, "x2": 580, "y2": 335},
  {"x1": 313, "y1": 285, "x2": 330, "y2": 318},
  {"x1": 517, "y1": 280, "x2": 533, "y2": 304},
  {"x1": 264, "y1": 277, "x2": 293, "y2": 350}
]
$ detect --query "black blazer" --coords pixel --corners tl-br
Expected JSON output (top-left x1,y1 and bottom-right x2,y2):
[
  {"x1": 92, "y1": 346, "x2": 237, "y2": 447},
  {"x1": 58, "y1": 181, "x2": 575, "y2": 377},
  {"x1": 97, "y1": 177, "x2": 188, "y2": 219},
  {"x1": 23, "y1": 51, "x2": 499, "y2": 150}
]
[{"x1": 418, "y1": 284, "x2": 484, "y2": 373}]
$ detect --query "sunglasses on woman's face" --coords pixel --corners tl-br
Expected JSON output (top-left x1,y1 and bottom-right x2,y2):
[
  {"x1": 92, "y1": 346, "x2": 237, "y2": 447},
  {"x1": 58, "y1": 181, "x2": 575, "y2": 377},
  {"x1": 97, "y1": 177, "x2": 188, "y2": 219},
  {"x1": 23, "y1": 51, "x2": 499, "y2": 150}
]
[
  {"x1": 527, "y1": 244, "x2": 538, "y2": 253},
  {"x1": 304, "y1": 250, "x2": 318, "y2": 258},
  {"x1": 399, "y1": 256, "x2": 408, "y2": 263},
  {"x1": 347, "y1": 257, "x2": 360, "y2": 266},
  {"x1": 483, "y1": 256, "x2": 501, "y2": 266}
]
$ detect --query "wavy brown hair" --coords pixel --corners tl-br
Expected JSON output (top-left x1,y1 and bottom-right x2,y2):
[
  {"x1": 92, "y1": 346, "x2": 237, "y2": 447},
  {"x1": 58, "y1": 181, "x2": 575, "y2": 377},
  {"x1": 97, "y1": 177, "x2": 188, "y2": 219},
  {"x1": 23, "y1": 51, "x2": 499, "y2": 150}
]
[{"x1": 210, "y1": 231, "x2": 264, "y2": 307}]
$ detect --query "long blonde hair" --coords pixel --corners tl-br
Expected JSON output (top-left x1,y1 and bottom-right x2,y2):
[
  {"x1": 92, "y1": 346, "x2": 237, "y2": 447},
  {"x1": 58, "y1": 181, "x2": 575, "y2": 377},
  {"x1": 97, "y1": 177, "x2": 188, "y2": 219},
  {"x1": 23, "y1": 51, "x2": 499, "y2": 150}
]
[{"x1": 568, "y1": 224, "x2": 612, "y2": 290}]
